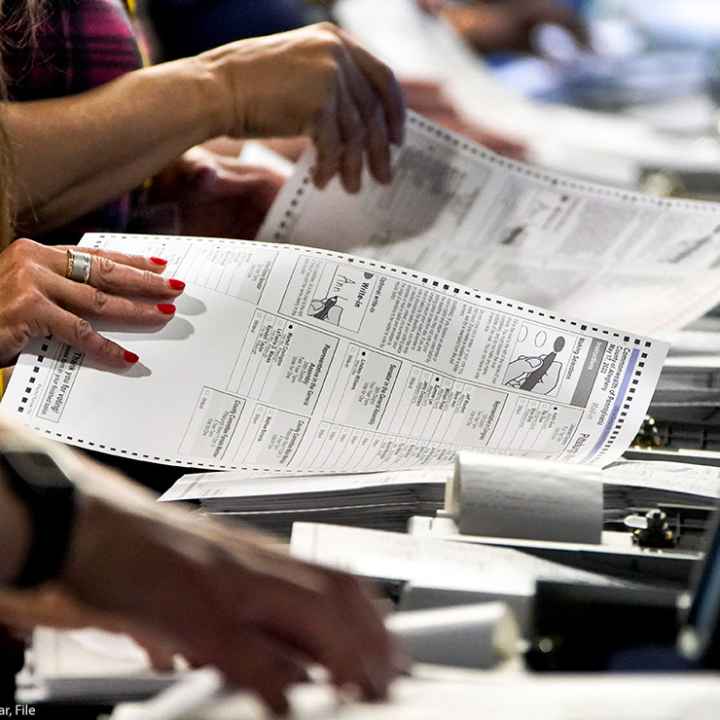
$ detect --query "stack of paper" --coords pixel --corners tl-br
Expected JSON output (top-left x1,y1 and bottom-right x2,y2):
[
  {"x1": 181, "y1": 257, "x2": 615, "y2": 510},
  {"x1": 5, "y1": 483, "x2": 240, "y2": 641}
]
[
  {"x1": 160, "y1": 468, "x2": 448, "y2": 536},
  {"x1": 18, "y1": 628, "x2": 178, "y2": 704},
  {"x1": 602, "y1": 458, "x2": 720, "y2": 517}
]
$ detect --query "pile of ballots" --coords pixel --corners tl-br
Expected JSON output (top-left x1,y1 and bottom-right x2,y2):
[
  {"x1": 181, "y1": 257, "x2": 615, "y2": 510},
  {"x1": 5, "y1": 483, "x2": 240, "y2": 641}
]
[
  {"x1": 160, "y1": 452, "x2": 720, "y2": 562},
  {"x1": 160, "y1": 468, "x2": 449, "y2": 537}
]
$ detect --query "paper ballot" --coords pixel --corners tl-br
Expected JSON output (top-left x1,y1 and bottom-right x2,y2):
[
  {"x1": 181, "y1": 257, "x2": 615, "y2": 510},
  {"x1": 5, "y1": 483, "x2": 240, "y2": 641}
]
[
  {"x1": 160, "y1": 468, "x2": 448, "y2": 504},
  {"x1": 2, "y1": 231, "x2": 666, "y2": 470},
  {"x1": 159, "y1": 467, "x2": 448, "y2": 535},
  {"x1": 259, "y1": 112, "x2": 720, "y2": 337}
]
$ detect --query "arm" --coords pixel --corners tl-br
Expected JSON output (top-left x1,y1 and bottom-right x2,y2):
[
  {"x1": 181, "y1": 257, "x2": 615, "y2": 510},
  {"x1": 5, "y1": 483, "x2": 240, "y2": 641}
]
[
  {"x1": 7, "y1": 58, "x2": 227, "y2": 234},
  {"x1": 0, "y1": 418, "x2": 399, "y2": 713},
  {"x1": 6, "y1": 23, "x2": 404, "y2": 234}
]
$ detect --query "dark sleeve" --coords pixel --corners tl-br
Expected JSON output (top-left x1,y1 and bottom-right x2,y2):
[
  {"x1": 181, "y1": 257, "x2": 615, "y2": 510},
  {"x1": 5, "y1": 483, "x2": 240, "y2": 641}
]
[{"x1": 146, "y1": 0, "x2": 307, "y2": 60}]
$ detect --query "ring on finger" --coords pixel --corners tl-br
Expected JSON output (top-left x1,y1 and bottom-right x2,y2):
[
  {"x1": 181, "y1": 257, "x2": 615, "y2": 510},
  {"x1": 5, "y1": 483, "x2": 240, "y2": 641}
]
[{"x1": 65, "y1": 249, "x2": 93, "y2": 284}]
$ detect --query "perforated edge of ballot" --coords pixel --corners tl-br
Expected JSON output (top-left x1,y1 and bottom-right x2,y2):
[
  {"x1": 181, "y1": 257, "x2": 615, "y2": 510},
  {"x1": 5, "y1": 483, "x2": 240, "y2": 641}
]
[{"x1": 2, "y1": 228, "x2": 668, "y2": 472}]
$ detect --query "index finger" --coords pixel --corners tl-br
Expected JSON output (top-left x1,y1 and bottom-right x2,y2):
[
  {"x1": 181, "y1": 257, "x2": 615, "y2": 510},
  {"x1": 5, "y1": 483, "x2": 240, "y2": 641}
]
[
  {"x1": 250, "y1": 572, "x2": 393, "y2": 699},
  {"x1": 332, "y1": 27, "x2": 406, "y2": 146}
]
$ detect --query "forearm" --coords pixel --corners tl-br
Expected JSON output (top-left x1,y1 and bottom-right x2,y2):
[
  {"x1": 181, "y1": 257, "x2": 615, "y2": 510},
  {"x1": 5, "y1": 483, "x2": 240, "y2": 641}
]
[
  {"x1": 26, "y1": 133, "x2": 209, "y2": 234},
  {"x1": 5, "y1": 55, "x2": 229, "y2": 232}
]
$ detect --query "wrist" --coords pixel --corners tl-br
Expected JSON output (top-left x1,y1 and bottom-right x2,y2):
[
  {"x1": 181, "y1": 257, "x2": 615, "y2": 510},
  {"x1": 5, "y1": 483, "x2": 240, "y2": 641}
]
[
  {"x1": 61, "y1": 489, "x2": 211, "y2": 626},
  {"x1": 60, "y1": 491, "x2": 152, "y2": 614},
  {"x1": 60, "y1": 491, "x2": 113, "y2": 597},
  {"x1": 190, "y1": 49, "x2": 239, "y2": 140},
  {"x1": 137, "y1": 55, "x2": 234, "y2": 143}
]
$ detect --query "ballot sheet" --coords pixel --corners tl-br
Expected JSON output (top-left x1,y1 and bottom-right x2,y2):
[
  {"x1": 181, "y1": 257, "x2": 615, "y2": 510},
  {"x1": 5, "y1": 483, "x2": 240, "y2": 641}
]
[
  {"x1": 259, "y1": 112, "x2": 720, "y2": 337},
  {"x1": 158, "y1": 467, "x2": 448, "y2": 535},
  {"x1": 3, "y1": 233, "x2": 665, "y2": 470},
  {"x1": 159, "y1": 467, "x2": 448, "y2": 505}
]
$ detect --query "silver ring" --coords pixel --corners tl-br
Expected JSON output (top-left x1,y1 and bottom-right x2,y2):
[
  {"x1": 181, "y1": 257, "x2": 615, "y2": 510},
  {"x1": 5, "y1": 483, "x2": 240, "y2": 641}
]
[{"x1": 66, "y1": 249, "x2": 93, "y2": 284}]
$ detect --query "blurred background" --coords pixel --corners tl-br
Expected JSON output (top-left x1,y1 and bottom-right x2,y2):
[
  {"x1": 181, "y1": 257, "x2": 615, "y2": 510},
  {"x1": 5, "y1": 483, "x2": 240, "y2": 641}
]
[{"x1": 144, "y1": 0, "x2": 720, "y2": 196}]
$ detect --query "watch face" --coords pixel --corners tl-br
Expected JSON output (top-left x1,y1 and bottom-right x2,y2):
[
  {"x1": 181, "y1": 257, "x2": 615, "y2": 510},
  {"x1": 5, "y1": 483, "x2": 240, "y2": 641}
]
[{"x1": 3, "y1": 451, "x2": 74, "y2": 490}]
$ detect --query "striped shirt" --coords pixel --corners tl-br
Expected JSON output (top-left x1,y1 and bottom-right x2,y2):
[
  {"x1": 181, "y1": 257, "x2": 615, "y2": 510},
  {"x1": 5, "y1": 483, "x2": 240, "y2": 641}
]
[{"x1": 3, "y1": 0, "x2": 144, "y2": 243}]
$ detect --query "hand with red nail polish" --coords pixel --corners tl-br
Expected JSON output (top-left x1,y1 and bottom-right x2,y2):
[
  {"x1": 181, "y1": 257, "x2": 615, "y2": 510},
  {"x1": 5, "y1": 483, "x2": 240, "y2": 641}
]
[{"x1": 0, "y1": 238, "x2": 186, "y2": 369}]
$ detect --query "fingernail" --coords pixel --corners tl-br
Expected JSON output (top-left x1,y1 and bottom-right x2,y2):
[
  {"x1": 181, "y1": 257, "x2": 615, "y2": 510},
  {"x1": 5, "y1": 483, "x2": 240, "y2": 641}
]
[
  {"x1": 168, "y1": 278, "x2": 185, "y2": 291},
  {"x1": 157, "y1": 303, "x2": 176, "y2": 315},
  {"x1": 150, "y1": 256, "x2": 168, "y2": 266},
  {"x1": 124, "y1": 351, "x2": 139, "y2": 364}
]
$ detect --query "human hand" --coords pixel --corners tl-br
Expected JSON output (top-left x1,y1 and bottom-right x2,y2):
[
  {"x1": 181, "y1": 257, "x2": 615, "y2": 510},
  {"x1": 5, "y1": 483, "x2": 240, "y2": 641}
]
[
  {"x1": 401, "y1": 80, "x2": 527, "y2": 160},
  {"x1": 446, "y1": 0, "x2": 588, "y2": 55},
  {"x1": 152, "y1": 147, "x2": 285, "y2": 239},
  {"x1": 0, "y1": 239, "x2": 185, "y2": 368},
  {"x1": 0, "y1": 422, "x2": 399, "y2": 714},
  {"x1": 202, "y1": 23, "x2": 405, "y2": 193}
]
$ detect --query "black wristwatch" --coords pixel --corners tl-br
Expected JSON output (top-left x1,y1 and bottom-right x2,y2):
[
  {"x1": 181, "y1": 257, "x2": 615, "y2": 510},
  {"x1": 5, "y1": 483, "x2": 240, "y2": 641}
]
[{"x1": 0, "y1": 448, "x2": 77, "y2": 588}]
